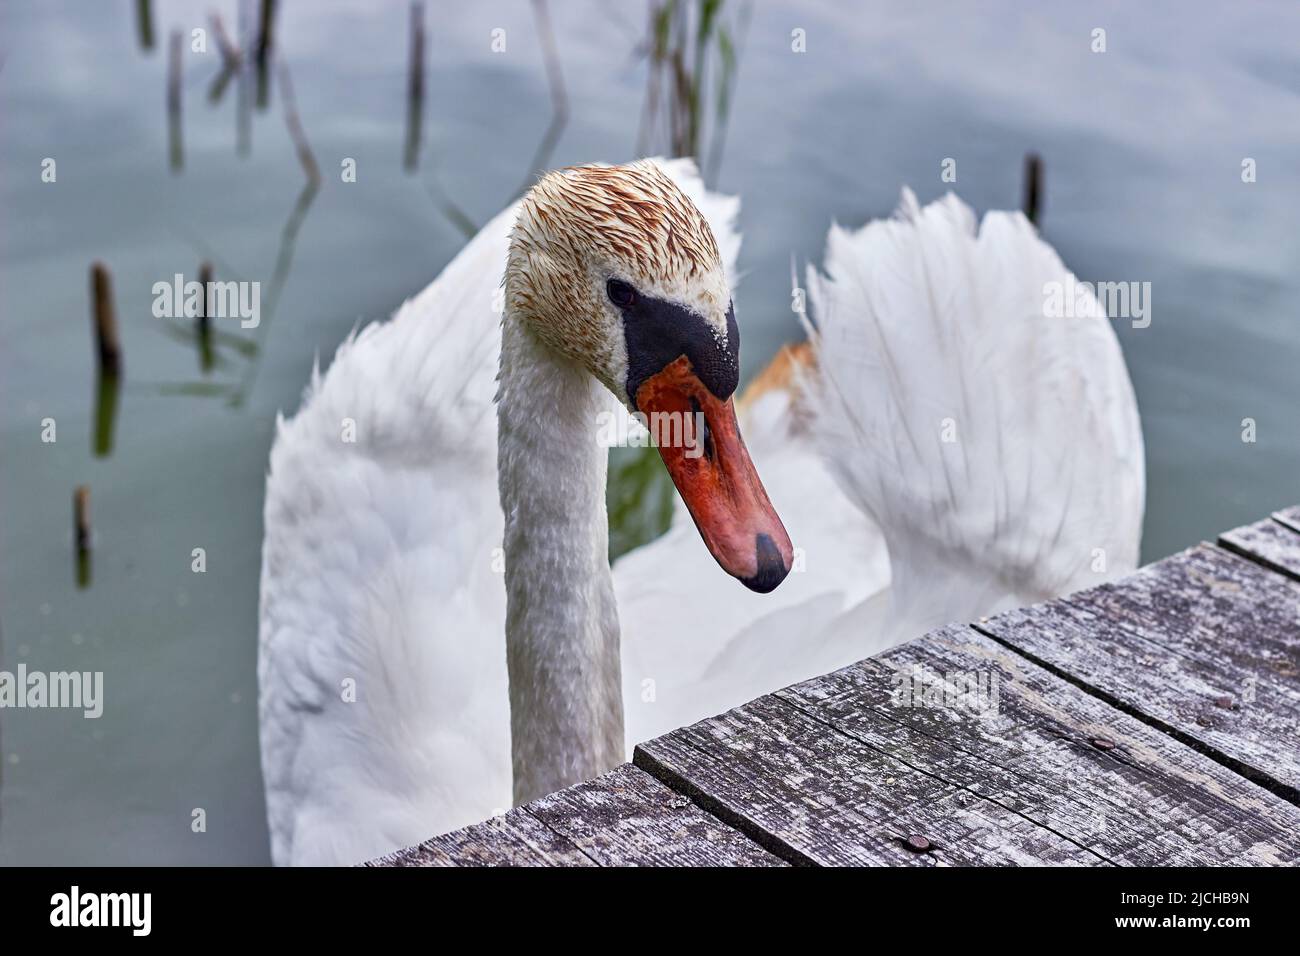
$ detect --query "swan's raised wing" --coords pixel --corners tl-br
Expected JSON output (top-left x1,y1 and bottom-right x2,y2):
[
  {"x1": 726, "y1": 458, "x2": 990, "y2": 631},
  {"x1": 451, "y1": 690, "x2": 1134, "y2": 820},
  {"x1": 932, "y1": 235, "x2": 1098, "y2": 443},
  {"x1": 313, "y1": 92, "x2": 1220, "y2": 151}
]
[
  {"x1": 258, "y1": 204, "x2": 518, "y2": 866},
  {"x1": 806, "y1": 190, "x2": 1145, "y2": 641}
]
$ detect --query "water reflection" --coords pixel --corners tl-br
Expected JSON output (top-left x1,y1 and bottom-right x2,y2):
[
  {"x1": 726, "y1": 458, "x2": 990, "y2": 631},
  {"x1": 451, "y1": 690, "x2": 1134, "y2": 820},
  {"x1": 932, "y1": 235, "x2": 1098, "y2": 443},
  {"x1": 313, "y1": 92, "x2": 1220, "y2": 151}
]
[
  {"x1": 197, "y1": 261, "x2": 215, "y2": 373},
  {"x1": 207, "y1": 14, "x2": 241, "y2": 105},
  {"x1": 167, "y1": 30, "x2": 183, "y2": 172},
  {"x1": 147, "y1": 12, "x2": 323, "y2": 408},
  {"x1": 514, "y1": 0, "x2": 568, "y2": 197},
  {"x1": 636, "y1": 0, "x2": 749, "y2": 186},
  {"x1": 423, "y1": 0, "x2": 569, "y2": 238},
  {"x1": 89, "y1": 263, "x2": 122, "y2": 458},
  {"x1": 232, "y1": 179, "x2": 317, "y2": 408},
  {"x1": 150, "y1": 0, "x2": 571, "y2": 405},
  {"x1": 92, "y1": 374, "x2": 120, "y2": 457}
]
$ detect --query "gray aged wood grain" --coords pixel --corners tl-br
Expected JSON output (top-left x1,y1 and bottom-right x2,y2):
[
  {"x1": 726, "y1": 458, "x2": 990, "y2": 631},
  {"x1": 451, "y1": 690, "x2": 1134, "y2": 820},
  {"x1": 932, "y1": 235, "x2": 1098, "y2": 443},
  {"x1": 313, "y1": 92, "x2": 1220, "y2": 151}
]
[
  {"x1": 635, "y1": 680, "x2": 1102, "y2": 867},
  {"x1": 367, "y1": 801, "x2": 594, "y2": 867},
  {"x1": 1275, "y1": 506, "x2": 1300, "y2": 535},
  {"x1": 1220, "y1": 515, "x2": 1300, "y2": 582},
  {"x1": 977, "y1": 544, "x2": 1300, "y2": 801},
  {"x1": 807, "y1": 625, "x2": 1300, "y2": 863},
  {"x1": 637, "y1": 623, "x2": 1300, "y2": 866},
  {"x1": 368, "y1": 763, "x2": 783, "y2": 866},
  {"x1": 523, "y1": 763, "x2": 784, "y2": 866}
]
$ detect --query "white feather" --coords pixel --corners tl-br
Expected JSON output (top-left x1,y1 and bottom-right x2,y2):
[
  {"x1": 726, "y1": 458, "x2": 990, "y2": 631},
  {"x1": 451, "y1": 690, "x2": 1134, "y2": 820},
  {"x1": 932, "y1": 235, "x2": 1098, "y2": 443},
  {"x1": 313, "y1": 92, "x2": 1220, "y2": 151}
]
[
  {"x1": 806, "y1": 190, "x2": 1145, "y2": 639},
  {"x1": 259, "y1": 196, "x2": 521, "y2": 866}
]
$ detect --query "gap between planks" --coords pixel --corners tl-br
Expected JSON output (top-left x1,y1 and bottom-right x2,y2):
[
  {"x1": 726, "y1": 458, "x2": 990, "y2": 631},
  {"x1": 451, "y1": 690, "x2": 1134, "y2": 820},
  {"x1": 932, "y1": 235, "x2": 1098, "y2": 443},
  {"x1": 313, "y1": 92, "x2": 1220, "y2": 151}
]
[
  {"x1": 973, "y1": 536, "x2": 1300, "y2": 810},
  {"x1": 634, "y1": 739, "x2": 818, "y2": 867},
  {"x1": 971, "y1": 618, "x2": 1300, "y2": 810},
  {"x1": 635, "y1": 649, "x2": 1118, "y2": 868},
  {"x1": 1218, "y1": 512, "x2": 1300, "y2": 584}
]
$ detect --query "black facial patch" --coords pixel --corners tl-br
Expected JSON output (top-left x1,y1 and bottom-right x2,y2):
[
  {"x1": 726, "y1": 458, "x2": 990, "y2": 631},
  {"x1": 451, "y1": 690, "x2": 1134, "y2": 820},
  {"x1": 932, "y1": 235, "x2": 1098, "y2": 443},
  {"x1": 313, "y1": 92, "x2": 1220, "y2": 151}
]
[{"x1": 622, "y1": 295, "x2": 739, "y2": 404}]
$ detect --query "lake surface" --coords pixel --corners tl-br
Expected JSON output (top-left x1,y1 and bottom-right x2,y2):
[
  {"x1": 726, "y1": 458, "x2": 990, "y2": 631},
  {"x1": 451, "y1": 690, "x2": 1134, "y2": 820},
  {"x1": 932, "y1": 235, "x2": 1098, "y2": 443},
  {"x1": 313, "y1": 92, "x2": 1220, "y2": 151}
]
[{"x1": 2, "y1": 0, "x2": 1298, "y2": 864}]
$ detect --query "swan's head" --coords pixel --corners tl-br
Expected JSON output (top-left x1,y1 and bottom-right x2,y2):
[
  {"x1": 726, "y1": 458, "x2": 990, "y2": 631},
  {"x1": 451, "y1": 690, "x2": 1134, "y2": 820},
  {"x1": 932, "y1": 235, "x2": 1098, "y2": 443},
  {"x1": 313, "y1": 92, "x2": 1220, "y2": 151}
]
[{"x1": 506, "y1": 160, "x2": 792, "y2": 593}]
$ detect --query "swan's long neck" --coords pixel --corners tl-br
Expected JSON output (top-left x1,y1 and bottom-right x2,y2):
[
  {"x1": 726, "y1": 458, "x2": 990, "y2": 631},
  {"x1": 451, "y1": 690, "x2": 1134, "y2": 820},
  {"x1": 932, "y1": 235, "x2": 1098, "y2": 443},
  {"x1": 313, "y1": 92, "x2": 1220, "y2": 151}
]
[{"x1": 496, "y1": 309, "x2": 624, "y2": 805}]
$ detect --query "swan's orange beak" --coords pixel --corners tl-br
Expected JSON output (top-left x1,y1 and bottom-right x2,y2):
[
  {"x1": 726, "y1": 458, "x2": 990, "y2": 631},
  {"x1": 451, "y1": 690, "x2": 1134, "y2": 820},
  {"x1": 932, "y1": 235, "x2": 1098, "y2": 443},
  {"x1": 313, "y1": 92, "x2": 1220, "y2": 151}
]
[{"x1": 634, "y1": 355, "x2": 793, "y2": 592}]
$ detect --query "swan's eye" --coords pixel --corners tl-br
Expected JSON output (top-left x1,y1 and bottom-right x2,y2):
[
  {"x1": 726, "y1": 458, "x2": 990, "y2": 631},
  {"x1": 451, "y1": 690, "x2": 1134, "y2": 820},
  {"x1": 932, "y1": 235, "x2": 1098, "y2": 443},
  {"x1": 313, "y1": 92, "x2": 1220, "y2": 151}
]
[{"x1": 606, "y1": 278, "x2": 637, "y2": 309}]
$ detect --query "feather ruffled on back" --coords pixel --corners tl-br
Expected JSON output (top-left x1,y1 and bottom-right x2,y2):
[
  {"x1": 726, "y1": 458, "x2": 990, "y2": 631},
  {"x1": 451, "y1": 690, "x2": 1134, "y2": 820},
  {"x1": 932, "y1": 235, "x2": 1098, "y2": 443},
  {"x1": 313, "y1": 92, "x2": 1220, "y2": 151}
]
[{"x1": 806, "y1": 190, "x2": 1145, "y2": 637}]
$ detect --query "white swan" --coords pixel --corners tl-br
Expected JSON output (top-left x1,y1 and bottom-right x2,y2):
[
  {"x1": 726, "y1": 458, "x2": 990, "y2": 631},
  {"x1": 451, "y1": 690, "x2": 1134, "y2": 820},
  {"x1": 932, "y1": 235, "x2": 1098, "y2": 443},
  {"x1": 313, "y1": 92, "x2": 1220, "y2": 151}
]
[
  {"x1": 260, "y1": 159, "x2": 796, "y2": 865},
  {"x1": 259, "y1": 162, "x2": 1144, "y2": 866}
]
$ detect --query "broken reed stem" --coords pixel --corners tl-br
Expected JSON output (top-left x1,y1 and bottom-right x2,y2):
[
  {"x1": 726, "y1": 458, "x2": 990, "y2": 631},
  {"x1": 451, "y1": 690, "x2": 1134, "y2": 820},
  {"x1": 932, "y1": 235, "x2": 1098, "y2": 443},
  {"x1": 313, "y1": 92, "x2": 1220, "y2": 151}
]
[
  {"x1": 256, "y1": 0, "x2": 277, "y2": 109},
  {"x1": 197, "y1": 260, "x2": 215, "y2": 373},
  {"x1": 1023, "y1": 152, "x2": 1043, "y2": 226},
  {"x1": 74, "y1": 485, "x2": 92, "y2": 588},
  {"x1": 168, "y1": 29, "x2": 183, "y2": 171},
  {"x1": 197, "y1": 260, "x2": 214, "y2": 339},
  {"x1": 404, "y1": 1, "x2": 425, "y2": 171},
  {"x1": 409, "y1": 1, "x2": 425, "y2": 103},
  {"x1": 90, "y1": 262, "x2": 122, "y2": 376},
  {"x1": 211, "y1": 13, "x2": 241, "y2": 67},
  {"x1": 277, "y1": 61, "x2": 321, "y2": 186},
  {"x1": 237, "y1": 0, "x2": 251, "y2": 155},
  {"x1": 136, "y1": 0, "x2": 154, "y2": 51}
]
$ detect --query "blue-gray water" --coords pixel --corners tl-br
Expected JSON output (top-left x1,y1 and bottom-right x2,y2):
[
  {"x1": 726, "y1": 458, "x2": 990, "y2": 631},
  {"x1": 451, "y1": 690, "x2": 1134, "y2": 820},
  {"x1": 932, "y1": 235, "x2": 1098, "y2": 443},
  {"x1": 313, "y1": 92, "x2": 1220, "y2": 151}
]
[{"x1": 2, "y1": 0, "x2": 1297, "y2": 864}]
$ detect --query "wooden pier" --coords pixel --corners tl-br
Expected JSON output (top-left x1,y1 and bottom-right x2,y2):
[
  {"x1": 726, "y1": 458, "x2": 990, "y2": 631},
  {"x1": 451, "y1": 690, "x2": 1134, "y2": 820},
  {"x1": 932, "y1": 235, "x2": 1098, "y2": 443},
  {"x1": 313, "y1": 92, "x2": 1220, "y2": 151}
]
[{"x1": 371, "y1": 506, "x2": 1300, "y2": 867}]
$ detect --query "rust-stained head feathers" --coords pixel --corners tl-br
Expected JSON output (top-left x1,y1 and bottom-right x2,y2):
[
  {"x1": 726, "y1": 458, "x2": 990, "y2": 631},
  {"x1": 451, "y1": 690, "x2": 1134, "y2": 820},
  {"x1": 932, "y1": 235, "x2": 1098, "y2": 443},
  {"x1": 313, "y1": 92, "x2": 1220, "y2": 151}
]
[
  {"x1": 503, "y1": 160, "x2": 793, "y2": 594},
  {"x1": 505, "y1": 159, "x2": 732, "y2": 402}
]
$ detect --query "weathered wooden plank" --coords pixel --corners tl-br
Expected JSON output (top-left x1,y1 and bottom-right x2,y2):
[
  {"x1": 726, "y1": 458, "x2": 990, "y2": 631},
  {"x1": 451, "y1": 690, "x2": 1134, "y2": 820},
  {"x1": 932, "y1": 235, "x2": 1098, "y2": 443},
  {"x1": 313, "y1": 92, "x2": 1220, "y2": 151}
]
[
  {"x1": 1220, "y1": 516, "x2": 1300, "y2": 582},
  {"x1": 367, "y1": 804, "x2": 594, "y2": 867},
  {"x1": 368, "y1": 763, "x2": 783, "y2": 866},
  {"x1": 523, "y1": 763, "x2": 784, "y2": 866},
  {"x1": 790, "y1": 626, "x2": 1300, "y2": 864},
  {"x1": 1274, "y1": 506, "x2": 1300, "y2": 535},
  {"x1": 977, "y1": 544, "x2": 1300, "y2": 801},
  {"x1": 636, "y1": 643, "x2": 1109, "y2": 867},
  {"x1": 637, "y1": 624, "x2": 1300, "y2": 866}
]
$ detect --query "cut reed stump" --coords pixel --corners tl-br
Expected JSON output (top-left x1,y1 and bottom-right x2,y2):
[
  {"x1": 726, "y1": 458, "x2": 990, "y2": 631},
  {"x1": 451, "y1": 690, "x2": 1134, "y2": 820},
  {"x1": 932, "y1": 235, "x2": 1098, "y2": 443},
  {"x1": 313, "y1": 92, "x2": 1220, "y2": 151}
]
[
  {"x1": 74, "y1": 485, "x2": 92, "y2": 589},
  {"x1": 168, "y1": 29, "x2": 183, "y2": 171},
  {"x1": 90, "y1": 262, "x2": 121, "y2": 456},
  {"x1": 1023, "y1": 152, "x2": 1043, "y2": 225},
  {"x1": 135, "y1": 0, "x2": 154, "y2": 52},
  {"x1": 403, "y1": 1, "x2": 425, "y2": 172},
  {"x1": 256, "y1": 0, "x2": 277, "y2": 109},
  {"x1": 197, "y1": 261, "x2": 214, "y2": 372},
  {"x1": 90, "y1": 262, "x2": 121, "y2": 376},
  {"x1": 373, "y1": 504, "x2": 1300, "y2": 866}
]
